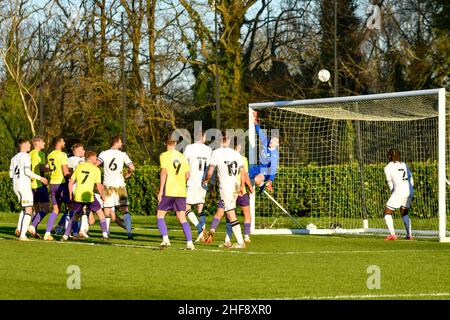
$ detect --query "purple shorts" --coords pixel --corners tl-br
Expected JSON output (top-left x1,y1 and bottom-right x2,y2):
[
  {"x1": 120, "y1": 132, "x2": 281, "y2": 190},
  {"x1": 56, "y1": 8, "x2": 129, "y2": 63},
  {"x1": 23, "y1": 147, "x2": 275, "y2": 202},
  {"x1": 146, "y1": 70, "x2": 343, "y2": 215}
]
[
  {"x1": 73, "y1": 198, "x2": 102, "y2": 214},
  {"x1": 32, "y1": 186, "x2": 50, "y2": 204},
  {"x1": 50, "y1": 183, "x2": 70, "y2": 205},
  {"x1": 157, "y1": 194, "x2": 187, "y2": 212},
  {"x1": 218, "y1": 193, "x2": 250, "y2": 209}
]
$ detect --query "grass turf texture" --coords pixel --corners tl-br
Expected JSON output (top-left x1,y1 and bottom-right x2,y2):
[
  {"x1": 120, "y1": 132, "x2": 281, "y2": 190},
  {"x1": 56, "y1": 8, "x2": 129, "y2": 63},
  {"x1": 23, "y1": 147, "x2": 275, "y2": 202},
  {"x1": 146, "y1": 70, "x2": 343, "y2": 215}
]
[{"x1": 0, "y1": 212, "x2": 449, "y2": 300}]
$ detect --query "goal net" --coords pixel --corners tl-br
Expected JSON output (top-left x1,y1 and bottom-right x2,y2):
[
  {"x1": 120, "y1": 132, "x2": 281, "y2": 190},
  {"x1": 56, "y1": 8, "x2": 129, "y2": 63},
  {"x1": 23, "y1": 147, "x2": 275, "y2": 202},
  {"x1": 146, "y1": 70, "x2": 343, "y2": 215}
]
[{"x1": 248, "y1": 89, "x2": 450, "y2": 242}]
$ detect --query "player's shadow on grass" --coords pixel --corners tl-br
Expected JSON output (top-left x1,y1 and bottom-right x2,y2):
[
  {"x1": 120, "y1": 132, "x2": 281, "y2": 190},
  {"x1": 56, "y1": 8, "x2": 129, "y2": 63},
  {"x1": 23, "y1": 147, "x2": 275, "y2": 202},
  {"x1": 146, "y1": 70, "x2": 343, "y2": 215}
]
[{"x1": 0, "y1": 226, "x2": 18, "y2": 239}]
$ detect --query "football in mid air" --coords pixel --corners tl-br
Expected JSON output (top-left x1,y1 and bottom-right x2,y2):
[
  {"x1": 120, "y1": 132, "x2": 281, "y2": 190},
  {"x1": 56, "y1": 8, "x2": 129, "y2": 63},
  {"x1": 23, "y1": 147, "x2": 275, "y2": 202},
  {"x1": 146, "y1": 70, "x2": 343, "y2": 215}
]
[{"x1": 318, "y1": 69, "x2": 331, "y2": 82}]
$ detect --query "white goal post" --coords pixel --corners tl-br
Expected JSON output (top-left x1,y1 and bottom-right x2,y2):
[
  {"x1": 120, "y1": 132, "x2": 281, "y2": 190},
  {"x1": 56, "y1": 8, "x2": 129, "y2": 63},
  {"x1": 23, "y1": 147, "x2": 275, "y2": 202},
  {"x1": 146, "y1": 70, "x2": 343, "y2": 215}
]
[{"x1": 248, "y1": 89, "x2": 450, "y2": 242}]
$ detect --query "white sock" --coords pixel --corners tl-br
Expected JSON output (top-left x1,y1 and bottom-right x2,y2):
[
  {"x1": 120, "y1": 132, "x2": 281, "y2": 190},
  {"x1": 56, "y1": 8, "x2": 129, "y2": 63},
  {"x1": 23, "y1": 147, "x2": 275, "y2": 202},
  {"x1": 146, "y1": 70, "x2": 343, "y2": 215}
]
[
  {"x1": 102, "y1": 231, "x2": 109, "y2": 238},
  {"x1": 163, "y1": 235, "x2": 169, "y2": 243},
  {"x1": 124, "y1": 213, "x2": 132, "y2": 234},
  {"x1": 106, "y1": 217, "x2": 111, "y2": 235},
  {"x1": 20, "y1": 214, "x2": 32, "y2": 238},
  {"x1": 187, "y1": 211, "x2": 200, "y2": 228},
  {"x1": 187, "y1": 240, "x2": 193, "y2": 247},
  {"x1": 402, "y1": 215, "x2": 411, "y2": 236},
  {"x1": 231, "y1": 221, "x2": 244, "y2": 244},
  {"x1": 65, "y1": 213, "x2": 71, "y2": 229},
  {"x1": 17, "y1": 211, "x2": 24, "y2": 231},
  {"x1": 224, "y1": 233, "x2": 231, "y2": 243},
  {"x1": 81, "y1": 215, "x2": 88, "y2": 233},
  {"x1": 384, "y1": 215, "x2": 395, "y2": 235}
]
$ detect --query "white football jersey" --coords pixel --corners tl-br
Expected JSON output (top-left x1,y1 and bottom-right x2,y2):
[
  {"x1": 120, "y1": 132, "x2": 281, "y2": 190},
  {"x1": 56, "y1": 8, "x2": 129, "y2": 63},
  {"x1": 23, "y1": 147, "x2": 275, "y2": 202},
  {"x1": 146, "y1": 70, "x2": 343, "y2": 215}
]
[
  {"x1": 68, "y1": 156, "x2": 85, "y2": 170},
  {"x1": 184, "y1": 142, "x2": 212, "y2": 187},
  {"x1": 210, "y1": 147, "x2": 244, "y2": 191},
  {"x1": 10, "y1": 152, "x2": 33, "y2": 190},
  {"x1": 98, "y1": 149, "x2": 132, "y2": 187},
  {"x1": 384, "y1": 161, "x2": 414, "y2": 195}
]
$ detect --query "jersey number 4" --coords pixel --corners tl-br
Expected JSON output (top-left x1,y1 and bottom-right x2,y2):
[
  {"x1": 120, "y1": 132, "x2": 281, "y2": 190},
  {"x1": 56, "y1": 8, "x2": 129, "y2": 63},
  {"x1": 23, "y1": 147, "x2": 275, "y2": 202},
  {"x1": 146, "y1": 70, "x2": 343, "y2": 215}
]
[
  {"x1": 399, "y1": 169, "x2": 408, "y2": 181},
  {"x1": 14, "y1": 165, "x2": 20, "y2": 178}
]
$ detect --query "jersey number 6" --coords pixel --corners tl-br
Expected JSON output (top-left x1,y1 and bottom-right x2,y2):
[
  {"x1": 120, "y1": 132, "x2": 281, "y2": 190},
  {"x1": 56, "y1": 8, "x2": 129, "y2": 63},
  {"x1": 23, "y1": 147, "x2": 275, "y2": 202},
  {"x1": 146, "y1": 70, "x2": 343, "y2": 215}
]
[{"x1": 109, "y1": 158, "x2": 118, "y2": 171}]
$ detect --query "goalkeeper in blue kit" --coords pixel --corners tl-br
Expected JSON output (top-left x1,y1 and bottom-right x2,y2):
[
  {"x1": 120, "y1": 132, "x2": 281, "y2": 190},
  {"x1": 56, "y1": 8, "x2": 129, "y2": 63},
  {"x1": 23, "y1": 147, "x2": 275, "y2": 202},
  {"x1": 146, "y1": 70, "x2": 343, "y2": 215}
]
[{"x1": 249, "y1": 111, "x2": 279, "y2": 193}]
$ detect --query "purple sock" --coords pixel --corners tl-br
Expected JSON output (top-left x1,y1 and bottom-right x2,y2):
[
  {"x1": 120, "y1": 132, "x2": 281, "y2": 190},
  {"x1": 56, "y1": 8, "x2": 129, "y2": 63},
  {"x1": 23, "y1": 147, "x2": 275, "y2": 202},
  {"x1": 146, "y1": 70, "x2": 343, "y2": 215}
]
[
  {"x1": 181, "y1": 222, "x2": 192, "y2": 242},
  {"x1": 32, "y1": 211, "x2": 46, "y2": 228},
  {"x1": 244, "y1": 223, "x2": 251, "y2": 236},
  {"x1": 210, "y1": 217, "x2": 220, "y2": 230},
  {"x1": 99, "y1": 219, "x2": 107, "y2": 234},
  {"x1": 46, "y1": 212, "x2": 58, "y2": 233},
  {"x1": 157, "y1": 218, "x2": 168, "y2": 237},
  {"x1": 64, "y1": 218, "x2": 74, "y2": 236}
]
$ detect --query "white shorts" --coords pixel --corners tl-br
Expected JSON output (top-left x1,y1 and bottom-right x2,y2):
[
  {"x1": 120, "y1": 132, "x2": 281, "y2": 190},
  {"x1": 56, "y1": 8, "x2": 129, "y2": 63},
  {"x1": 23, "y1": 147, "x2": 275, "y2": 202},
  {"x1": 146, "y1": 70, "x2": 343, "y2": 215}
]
[
  {"x1": 219, "y1": 186, "x2": 238, "y2": 212},
  {"x1": 103, "y1": 186, "x2": 129, "y2": 208},
  {"x1": 386, "y1": 193, "x2": 413, "y2": 210},
  {"x1": 14, "y1": 185, "x2": 33, "y2": 207},
  {"x1": 186, "y1": 185, "x2": 207, "y2": 205}
]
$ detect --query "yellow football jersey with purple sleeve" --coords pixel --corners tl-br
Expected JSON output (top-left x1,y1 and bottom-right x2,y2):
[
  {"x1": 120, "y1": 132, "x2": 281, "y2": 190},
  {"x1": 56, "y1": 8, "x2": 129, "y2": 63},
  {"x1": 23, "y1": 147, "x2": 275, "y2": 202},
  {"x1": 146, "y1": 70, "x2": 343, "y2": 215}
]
[
  {"x1": 71, "y1": 162, "x2": 102, "y2": 203},
  {"x1": 47, "y1": 150, "x2": 68, "y2": 184},
  {"x1": 160, "y1": 150, "x2": 190, "y2": 197},
  {"x1": 29, "y1": 149, "x2": 46, "y2": 189}
]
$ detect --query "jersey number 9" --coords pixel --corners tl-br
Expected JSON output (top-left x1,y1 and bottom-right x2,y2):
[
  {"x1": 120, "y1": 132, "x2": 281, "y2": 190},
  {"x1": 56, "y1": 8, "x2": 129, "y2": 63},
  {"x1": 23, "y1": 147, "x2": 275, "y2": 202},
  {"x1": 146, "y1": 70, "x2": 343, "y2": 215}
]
[{"x1": 173, "y1": 159, "x2": 181, "y2": 175}]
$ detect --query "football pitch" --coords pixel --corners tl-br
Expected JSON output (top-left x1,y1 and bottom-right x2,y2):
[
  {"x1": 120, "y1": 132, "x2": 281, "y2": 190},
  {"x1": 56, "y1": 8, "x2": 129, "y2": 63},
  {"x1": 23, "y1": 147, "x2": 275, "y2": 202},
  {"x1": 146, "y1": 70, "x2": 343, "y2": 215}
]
[{"x1": 0, "y1": 212, "x2": 449, "y2": 300}]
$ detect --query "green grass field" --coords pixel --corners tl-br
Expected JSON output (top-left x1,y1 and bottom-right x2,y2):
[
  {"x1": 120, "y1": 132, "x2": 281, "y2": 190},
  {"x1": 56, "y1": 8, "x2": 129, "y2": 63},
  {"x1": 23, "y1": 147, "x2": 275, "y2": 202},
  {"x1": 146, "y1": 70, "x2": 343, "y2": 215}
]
[{"x1": 0, "y1": 212, "x2": 449, "y2": 300}]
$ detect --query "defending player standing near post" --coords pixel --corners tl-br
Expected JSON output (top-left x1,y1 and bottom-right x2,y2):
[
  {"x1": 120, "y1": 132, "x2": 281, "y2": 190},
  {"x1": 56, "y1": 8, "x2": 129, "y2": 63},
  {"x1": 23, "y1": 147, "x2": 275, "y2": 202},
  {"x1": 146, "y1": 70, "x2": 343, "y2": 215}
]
[
  {"x1": 10, "y1": 139, "x2": 48, "y2": 241},
  {"x1": 27, "y1": 136, "x2": 51, "y2": 238},
  {"x1": 43, "y1": 137, "x2": 71, "y2": 241},
  {"x1": 65, "y1": 151, "x2": 109, "y2": 241},
  {"x1": 203, "y1": 131, "x2": 247, "y2": 248},
  {"x1": 156, "y1": 133, "x2": 194, "y2": 250},
  {"x1": 183, "y1": 130, "x2": 212, "y2": 242},
  {"x1": 249, "y1": 111, "x2": 279, "y2": 193},
  {"x1": 97, "y1": 136, "x2": 135, "y2": 239},
  {"x1": 383, "y1": 148, "x2": 414, "y2": 241}
]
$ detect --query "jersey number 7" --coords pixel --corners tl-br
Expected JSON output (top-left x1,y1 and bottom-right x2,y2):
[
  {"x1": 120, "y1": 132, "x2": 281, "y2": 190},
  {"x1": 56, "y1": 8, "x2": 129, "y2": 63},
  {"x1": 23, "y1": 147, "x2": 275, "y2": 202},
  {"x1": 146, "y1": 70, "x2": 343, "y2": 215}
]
[{"x1": 81, "y1": 171, "x2": 90, "y2": 184}]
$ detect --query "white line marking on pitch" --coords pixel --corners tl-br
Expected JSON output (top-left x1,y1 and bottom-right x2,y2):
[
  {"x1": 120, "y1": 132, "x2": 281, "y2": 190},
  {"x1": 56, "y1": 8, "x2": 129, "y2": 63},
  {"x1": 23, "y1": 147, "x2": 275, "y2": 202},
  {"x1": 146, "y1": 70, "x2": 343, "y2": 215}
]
[
  {"x1": 20, "y1": 238, "x2": 450, "y2": 255},
  {"x1": 266, "y1": 292, "x2": 450, "y2": 300}
]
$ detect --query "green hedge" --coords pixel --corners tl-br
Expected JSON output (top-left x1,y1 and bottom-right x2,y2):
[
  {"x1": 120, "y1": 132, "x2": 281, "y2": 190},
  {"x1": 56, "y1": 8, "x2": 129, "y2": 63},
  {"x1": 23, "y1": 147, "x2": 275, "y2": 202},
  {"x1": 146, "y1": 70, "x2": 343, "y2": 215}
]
[
  {"x1": 256, "y1": 161, "x2": 438, "y2": 220},
  {"x1": 0, "y1": 162, "x2": 439, "y2": 218}
]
